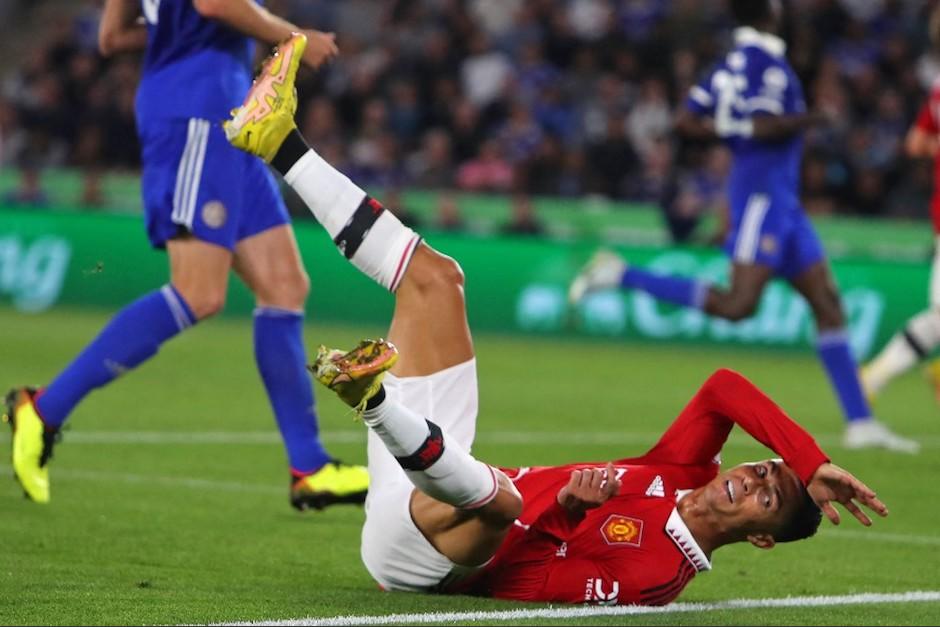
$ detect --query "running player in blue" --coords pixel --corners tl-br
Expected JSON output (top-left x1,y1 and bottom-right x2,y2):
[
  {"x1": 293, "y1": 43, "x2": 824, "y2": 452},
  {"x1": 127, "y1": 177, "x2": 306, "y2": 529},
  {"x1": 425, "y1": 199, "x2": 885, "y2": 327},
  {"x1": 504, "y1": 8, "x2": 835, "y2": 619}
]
[
  {"x1": 569, "y1": 0, "x2": 917, "y2": 453},
  {"x1": 3, "y1": 0, "x2": 368, "y2": 508}
]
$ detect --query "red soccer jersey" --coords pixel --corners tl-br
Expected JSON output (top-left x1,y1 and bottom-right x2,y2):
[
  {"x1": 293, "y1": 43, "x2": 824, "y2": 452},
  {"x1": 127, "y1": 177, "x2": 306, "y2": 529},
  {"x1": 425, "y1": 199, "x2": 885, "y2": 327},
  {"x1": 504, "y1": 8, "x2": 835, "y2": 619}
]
[
  {"x1": 914, "y1": 80, "x2": 940, "y2": 232},
  {"x1": 451, "y1": 369, "x2": 829, "y2": 606}
]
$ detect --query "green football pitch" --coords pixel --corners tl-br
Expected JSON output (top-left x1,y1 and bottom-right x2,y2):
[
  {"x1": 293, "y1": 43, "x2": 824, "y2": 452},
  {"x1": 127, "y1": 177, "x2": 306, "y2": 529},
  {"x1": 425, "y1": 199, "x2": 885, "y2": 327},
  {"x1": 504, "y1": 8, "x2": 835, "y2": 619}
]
[{"x1": 1, "y1": 307, "x2": 939, "y2": 626}]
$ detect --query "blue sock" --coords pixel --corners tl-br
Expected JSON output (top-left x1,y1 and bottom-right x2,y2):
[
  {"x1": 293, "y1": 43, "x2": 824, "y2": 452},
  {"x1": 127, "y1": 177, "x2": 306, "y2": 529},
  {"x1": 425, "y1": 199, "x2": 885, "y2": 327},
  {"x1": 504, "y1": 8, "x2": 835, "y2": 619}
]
[
  {"x1": 253, "y1": 308, "x2": 331, "y2": 475},
  {"x1": 620, "y1": 267, "x2": 710, "y2": 310},
  {"x1": 816, "y1": 329, "x2": 871, "y2": 423},
  {"x1": 36, "y1": 286, "x2": 196, "y2": 428}
]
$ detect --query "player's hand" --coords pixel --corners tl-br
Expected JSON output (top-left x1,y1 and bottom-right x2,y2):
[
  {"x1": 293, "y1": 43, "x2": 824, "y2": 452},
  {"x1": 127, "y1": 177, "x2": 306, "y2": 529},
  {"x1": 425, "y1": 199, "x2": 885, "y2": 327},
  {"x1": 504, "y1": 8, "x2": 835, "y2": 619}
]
[
  {"x1": 806, "y1": 462, "x2": 888, "y2": 526},
  {"x1": 557, "y1": 462, "x2": 621, "y2": 515},
  {"x1": 300, "y1": 29, "x2": 338, "y2": 69}
]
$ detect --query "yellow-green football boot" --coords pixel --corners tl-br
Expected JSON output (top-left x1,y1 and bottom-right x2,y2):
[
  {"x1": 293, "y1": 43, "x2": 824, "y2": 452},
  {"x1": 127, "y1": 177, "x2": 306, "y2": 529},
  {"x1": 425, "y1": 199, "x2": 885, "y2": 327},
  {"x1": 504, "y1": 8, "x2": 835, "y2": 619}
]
[
  {"x1": 289, "y1": 461, "x2": 370, "y2": 511},
  {"x1": 310, "y1": 339, "x2": 399, "y2": 411},
  {"x1": 4, "y1": 388, "x2": 59, "y2": 504},
  {"x1": 224, "y1": 32, "x2": 307, "y2": 162}
]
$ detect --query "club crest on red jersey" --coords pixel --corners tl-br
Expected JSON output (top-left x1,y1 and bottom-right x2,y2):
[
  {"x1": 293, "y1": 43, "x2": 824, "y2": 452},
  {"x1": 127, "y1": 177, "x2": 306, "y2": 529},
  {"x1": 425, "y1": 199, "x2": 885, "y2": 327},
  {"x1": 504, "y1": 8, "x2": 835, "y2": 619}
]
[{"x1": 601, "y1": 514, "x2": 643, "y2": 547}]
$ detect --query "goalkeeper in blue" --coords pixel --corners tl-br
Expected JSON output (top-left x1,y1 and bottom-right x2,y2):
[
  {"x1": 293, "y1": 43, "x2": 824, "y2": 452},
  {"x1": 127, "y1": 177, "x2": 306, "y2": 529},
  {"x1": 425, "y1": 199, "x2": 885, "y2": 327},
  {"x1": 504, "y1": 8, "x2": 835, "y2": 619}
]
[
  {"x1": 569, "y1": 0, "x2": 917, "y2": 453},
  {"x1": 4, "y1": 1, "x2": 367, "y2": 508}
]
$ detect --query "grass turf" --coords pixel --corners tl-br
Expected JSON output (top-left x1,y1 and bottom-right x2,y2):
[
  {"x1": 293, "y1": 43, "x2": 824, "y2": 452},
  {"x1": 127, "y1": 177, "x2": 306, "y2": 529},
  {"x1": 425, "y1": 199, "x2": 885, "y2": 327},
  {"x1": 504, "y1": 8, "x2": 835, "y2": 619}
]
[{"x1": 1, "y1": 307, "x2": 939, "y2": 625}]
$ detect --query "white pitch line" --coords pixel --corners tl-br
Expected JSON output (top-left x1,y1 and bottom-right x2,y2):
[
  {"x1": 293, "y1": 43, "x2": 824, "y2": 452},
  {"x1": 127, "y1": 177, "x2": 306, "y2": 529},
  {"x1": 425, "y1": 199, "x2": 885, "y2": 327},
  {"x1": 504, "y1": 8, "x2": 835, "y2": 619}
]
[
  {"x1": 821, "y1": 529, "x2": 940, "y2": 546},
  {"x1": 1, "y1": 430, "x2": 938, "y2": 449},
  {"x1": 218, "y1": 591, "x2": 940, "y2": 626},
  {"x1": 0, "y1": 464, "x2": 282, "y2": 495}
]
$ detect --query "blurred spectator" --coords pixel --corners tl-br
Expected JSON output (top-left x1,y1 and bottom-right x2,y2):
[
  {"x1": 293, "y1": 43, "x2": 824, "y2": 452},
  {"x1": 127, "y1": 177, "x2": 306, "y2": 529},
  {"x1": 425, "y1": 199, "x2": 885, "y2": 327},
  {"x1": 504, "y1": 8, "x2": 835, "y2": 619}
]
[
  {"x1": 457, "y1": 138, "x2": 514, "y2": 192},
  {"x1": 383, "y1": 187, "x2": 422, "y2": 230},
  {"x1": 627, "y1": 77, "x2": 672, "y2": 160},
  {"x1": 407, "y1": 128, "x2": 456, "y2": 189},
  {"x1": 461, "y1": 31, "x2": 513, "y2": 108},
  {"x1": 435, "y1": 193, "x2": 466, "y2": 232},
  {"x1": 586, "y1": 113, "x2": 638, "y2": 198},
  {"x1": 502, "y1": 194, "x2": 545, "y2": 236},
  {"x1": 802, "y1": 151, "x2": 841, "y2": 216},
  {"x1": 662, "y1": 145, "x2": 730, "y2": 243},
  {"x1": 0, "y1": 97, "x2": 26, "y2": 166},
  {"x1": 3, "y1": 166, "x2": 50, "y2": 207},
  {"x1": 3, "y1": 0, "x2": 940, "y2": 224}
]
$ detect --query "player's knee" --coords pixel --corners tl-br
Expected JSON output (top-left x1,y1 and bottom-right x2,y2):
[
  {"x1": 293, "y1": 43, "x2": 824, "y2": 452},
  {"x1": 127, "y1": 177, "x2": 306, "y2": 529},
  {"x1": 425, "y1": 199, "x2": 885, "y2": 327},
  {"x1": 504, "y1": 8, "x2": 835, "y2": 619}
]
[
  {"x1": 255, "y1": 268, "x2": 310, "y2": 310},
  {"x1": 183, "y1": 289, "x2": 227, "y2": 320},
  {"x1": 278, "y1": 268, "x2": 311, "y2": 306},
  {"x1": 479, "y1": 473, "x2": 523, "y2": 527},
  {"x1": 407, "y1": 247, "x2": 465, "y2": 295},
  {"x1": 724, "y1": 295, "x2": 759, "y2": 322}
]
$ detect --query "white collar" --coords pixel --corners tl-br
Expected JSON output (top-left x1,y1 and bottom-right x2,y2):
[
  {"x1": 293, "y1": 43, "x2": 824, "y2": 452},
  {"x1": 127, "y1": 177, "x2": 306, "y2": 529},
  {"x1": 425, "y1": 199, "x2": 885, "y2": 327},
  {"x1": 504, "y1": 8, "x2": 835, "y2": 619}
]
[
  {"x1": 665, "y1": 507, "x2": 712, "y2": 573},
  {"x1": 734, "y1": 26, "x2": 787, "y2": 58}
]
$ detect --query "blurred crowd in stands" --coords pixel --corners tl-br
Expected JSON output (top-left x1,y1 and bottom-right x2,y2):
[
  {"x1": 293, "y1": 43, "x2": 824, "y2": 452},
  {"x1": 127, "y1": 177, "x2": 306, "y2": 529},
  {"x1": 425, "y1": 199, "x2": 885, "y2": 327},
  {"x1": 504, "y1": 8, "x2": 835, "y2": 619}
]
[{"x1": 1, "y1": 0, "x2": 940, "y2": 239}]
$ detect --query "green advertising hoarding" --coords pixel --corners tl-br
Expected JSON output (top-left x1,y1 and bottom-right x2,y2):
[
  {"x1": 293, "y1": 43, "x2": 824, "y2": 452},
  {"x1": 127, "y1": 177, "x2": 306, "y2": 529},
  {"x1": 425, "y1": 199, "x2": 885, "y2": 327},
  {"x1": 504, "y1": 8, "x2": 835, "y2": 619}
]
[{"x1": 0, "y1": 207, "x2": 932, "y2": 358}]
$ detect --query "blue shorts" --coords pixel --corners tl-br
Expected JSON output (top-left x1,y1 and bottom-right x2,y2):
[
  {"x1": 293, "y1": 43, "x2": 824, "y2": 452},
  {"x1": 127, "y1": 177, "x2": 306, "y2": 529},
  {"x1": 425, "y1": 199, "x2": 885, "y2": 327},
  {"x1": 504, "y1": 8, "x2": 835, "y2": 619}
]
[
  {"x1": 139, "y1": 118, "x2": 290, "y2": 250},
  {"x1": 723, "y1": 192, "x2": 825, "y2": 279}
]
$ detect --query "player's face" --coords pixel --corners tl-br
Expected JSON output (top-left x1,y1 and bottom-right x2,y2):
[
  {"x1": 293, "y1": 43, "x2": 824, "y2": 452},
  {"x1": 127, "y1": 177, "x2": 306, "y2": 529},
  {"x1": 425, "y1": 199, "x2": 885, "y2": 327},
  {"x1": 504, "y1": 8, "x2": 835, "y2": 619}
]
[{"x1": 705, "y1": 460, "x2": 803, "y2": 535}]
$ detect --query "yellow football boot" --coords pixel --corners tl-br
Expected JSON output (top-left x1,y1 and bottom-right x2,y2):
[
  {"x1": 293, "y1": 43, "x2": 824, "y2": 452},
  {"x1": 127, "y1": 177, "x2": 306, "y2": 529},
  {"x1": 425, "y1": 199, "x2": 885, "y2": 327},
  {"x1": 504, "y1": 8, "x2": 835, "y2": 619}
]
[
  {"x1": 309, "y1": 339, "x2": 399, "y2": 411},
  {"x1": 224, "y1": 32, "x2": 306, "y2": 162},
  {"x1": 4, "y1": 388, "x2": 58, "y2": 504},
  {"x1": 290, "y1": 461, "x2": 370, "y2": 511},
  {"x1": 926, "y1": 359, "x2": 940, "y2": 406}
]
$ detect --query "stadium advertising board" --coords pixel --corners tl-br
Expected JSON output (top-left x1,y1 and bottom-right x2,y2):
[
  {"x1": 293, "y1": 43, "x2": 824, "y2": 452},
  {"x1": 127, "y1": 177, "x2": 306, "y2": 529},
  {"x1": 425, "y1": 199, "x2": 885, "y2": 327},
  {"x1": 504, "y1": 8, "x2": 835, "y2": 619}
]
[{"x1": 0, "y1": 208, "x2": 930, "y2": 358}]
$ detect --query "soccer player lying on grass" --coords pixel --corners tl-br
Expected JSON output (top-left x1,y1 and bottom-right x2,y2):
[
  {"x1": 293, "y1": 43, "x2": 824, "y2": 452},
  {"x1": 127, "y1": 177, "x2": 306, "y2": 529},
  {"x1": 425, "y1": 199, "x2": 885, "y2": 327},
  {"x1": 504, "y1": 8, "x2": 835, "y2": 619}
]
[{"x1": 224, "y1": 34, "x2": 888, "y2": 605}]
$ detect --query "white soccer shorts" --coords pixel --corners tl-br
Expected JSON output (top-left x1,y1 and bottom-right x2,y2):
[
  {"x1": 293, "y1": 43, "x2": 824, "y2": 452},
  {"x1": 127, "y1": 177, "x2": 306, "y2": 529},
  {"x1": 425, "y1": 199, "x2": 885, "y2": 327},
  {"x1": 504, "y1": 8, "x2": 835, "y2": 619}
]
[{"x1": 360, "y1": 359, "x2": 480, "y2": 592}]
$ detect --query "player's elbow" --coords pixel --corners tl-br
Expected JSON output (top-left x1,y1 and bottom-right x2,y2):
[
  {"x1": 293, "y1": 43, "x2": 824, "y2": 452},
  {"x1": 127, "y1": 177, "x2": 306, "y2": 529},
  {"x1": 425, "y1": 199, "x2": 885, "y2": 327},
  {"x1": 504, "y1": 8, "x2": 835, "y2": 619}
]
[
  {"x1": 193, "y1": 0, "x2": 228, "y2": 19},
  {"x1": 705, "y1": 368, "x2": 745, "y2": 391},
  {"x1": 98, "y1": 29, "x2": 119, "y2": 57}
]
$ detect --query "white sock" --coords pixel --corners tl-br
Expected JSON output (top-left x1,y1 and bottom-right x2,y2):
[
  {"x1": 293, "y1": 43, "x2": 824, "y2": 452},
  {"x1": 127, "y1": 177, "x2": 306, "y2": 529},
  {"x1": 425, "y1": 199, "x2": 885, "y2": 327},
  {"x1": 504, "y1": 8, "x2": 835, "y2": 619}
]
[
  {"x1": 284, "y1": 149, "x2": 420, "y2": 292},
  {"x1": 364, "y1": 395, "x2": 498, "y2": 509},
  {"x1": 866, "y1": 309, "x2": 940, "y2": 393}
]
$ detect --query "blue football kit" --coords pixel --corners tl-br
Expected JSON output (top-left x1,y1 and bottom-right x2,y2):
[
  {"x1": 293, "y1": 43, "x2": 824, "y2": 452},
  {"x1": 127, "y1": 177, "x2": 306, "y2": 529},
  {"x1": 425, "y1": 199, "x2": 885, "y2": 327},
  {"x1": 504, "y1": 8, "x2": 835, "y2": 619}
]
[
  {"x1": 686, "y1": 26, "x2": 824, "y2": 278},
  {"x1": 136, "y1": 0, "x2": 289, "y2": 250}
]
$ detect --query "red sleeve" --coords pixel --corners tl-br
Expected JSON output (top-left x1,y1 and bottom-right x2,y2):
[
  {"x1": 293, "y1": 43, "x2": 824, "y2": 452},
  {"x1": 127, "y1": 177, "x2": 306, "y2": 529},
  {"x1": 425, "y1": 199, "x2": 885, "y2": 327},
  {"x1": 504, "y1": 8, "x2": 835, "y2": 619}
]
[
  {"x1": 916, "y1": 98, "x2": 938, "y2": 134},
  {"x1": 635, "y1": 369, "x2": 829, "y2": 485}
]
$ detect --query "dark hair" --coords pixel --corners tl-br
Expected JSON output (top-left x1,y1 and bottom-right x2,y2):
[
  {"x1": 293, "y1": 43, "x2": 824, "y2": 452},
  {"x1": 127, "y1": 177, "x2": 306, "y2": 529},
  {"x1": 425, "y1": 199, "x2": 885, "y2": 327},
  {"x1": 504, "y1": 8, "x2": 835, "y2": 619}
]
[
  {"x1": 775, "y1": 485, "x2": 823, "y2": 543},
  {"x1": 730, "y1": 0, "x2": 772, "y2": 26}
]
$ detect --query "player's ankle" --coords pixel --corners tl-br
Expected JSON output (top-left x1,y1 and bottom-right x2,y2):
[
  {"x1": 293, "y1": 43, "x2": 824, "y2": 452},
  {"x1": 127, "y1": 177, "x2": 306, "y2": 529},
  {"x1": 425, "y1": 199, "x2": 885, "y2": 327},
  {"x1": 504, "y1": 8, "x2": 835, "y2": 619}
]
[
  {"x1": 271, "y1": 129, "x2": 309, "y2": 177},
  {"x1": 365, "y1": 385, "x2": 386, "y2": 411}
]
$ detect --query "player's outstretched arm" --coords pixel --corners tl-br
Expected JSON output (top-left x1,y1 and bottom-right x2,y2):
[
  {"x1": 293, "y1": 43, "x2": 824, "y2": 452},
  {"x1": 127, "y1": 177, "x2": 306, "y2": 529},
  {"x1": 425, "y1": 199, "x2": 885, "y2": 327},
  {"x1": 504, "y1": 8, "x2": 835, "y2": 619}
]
[
  {"x1": 806, "y1": 462, "x2": 889, "y2": 527},
  {"x1": 193, "y1": 0, "x2": 337, "y2": 68},
  {"x1": 746, "y1": 109, "x2": 835, "y2": 142},
  {"x1": 99, "y1": 0, "x2": 147, "y2": 57},
  {"x1": 675, "y1": 109, "x2": 718, "y2": 141}
]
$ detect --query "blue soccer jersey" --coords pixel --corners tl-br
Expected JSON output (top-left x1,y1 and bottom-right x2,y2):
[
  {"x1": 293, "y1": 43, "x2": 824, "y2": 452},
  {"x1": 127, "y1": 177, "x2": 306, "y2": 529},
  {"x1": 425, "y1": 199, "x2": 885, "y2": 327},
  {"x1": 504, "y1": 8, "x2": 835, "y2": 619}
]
[
  {"x1": 137, "y1": 0, "x2": 255, "y2": 124},
  {"x1": 134, "y1": 0, "x2": 289, "y2": 251},
  {"x1": 685, "y1": 27, "x2": 823, "y2": 278}
]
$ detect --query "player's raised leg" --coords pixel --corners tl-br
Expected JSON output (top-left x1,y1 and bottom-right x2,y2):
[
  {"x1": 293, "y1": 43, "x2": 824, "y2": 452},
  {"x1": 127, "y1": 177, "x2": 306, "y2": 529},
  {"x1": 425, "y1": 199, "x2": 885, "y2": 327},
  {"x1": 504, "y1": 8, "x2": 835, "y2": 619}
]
[
  {"x1": 789, "y1": 261, "x2": 918, "y2": 452},
  {"x1": 570, "y1": 248, "x2": 773, "y2": 322},
  {"x1": 225, "y1": 41, "x2": 520, "y2": 572},
  {"x1": 226, "y1": 33, "x2": 422, "y2": 295}
]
